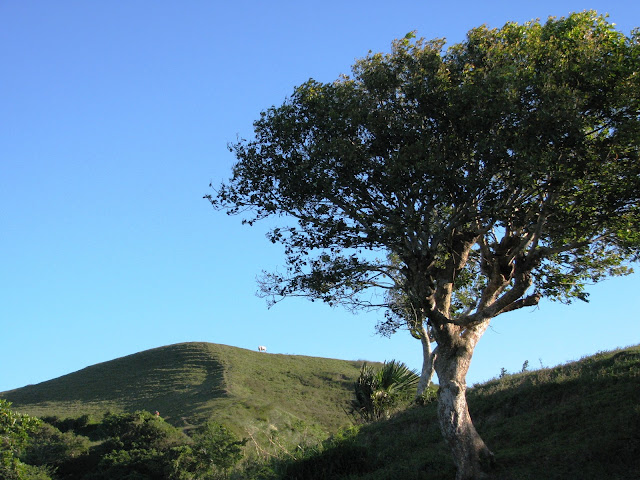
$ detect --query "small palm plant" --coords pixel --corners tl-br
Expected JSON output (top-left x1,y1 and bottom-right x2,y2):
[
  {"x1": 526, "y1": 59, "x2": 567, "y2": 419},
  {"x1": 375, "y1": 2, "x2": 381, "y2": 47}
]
[{"x1": 351, "y1": 360, "x2": 419, "y2": 422}]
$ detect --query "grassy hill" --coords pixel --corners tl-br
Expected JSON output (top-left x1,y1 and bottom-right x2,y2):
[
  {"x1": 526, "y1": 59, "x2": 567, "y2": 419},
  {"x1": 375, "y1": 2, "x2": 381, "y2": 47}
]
[
  {"x1": 1, "y1": 342, "x2": 371, "y2": 444},
  {"x1": 3, "y1": 343, "x2": 640, "y2": 479},
  {"x1": 283, "y1": 344, "x2": 640, "y2": 480}
]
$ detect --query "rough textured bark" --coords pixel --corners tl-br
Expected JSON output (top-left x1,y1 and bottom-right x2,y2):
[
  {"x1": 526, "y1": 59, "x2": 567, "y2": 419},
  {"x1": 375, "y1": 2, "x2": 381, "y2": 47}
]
[
  {"x1": 416, "y1": 324, "x2": 436, "y2": 397},
  {"x1": 435, "y1": 323, "x2": 495, "y2": 480}
]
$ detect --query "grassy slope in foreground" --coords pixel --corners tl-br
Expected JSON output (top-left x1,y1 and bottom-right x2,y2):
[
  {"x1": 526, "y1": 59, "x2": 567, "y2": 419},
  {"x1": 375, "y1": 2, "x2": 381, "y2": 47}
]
[
  {"x1": 318, "y1": 344, "x2": 640, "y2": 480},
  {"x1": 1, "y1": 342, "x2": 368, "y2": 439}
]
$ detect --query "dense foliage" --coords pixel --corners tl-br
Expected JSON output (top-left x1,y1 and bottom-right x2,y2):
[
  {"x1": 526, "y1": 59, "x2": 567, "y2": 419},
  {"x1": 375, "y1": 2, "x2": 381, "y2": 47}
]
[
  {"x1": 1, "y1": 399, "x2": 50, "y2": 479},
  {"x1": 0, "y1": 404, "x2": 247, "y2": 480},
  {"x1": 212, "y1": 13, "x2": 639, "y2": 313},
  {"x1": 209, "y1": 11, "x2": 639, "y2": 477}
]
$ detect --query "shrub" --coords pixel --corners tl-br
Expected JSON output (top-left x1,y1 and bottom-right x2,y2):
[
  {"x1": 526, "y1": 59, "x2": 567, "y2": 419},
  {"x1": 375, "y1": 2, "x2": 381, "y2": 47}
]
[
  {"x1": 415, "y1": 384, "x2": 438, "y2": 405},
  {"x1": 21, "y1": 422, "x2": 90, "y2": 468},
  {"x1": 191, "y1": 421, "x2": 247, "y2": 473},
  {"x1": 350, "y1": 360, "x2": 419, "y2": 422},
  {"x1": 88, "y1": 448, "x2": 166, "y2": 480},
  {"x1": 99, "y1": 411, "x2": 189, "y2": 451},
  {"x1": 81, "y1": 412, "x2": 246, "y2": 479},
  {"x1": 281, "y1": 444, "x2": 372, "y2": 480},
  {"x1": 0, "y1": 399, "x2": 52, "y2": 480},
  {"x1": 80, "y1": 411, "x2": 192, "y2": 480}
]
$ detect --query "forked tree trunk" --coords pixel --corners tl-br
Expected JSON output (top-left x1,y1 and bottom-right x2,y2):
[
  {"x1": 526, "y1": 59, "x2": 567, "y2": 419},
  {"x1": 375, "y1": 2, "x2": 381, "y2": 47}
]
[
  {"x1": 435, "y1": 330, "x2": 495, "y2": 479},
  {"x1": 416, "y1": 324, "x2": 436, "y2": 397}
]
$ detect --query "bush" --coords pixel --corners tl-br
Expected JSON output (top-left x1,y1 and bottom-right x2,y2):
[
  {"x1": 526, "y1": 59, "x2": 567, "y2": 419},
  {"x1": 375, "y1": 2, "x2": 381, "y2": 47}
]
[
  {"x1": 80, "y1": 411, "x2": 192, "y2": 480},
  {"x1": 21, "y1": 422, "x2": 90, "y2": 468},
  {"x1": 2, "y1": 406, "x2": 250, "y2": 479},
  {"x1": 1, "y1": 461, "x2": 53, "y2": 480},
  {"x1": 98, "y1": 411, "x2": 189, "y2": 451},
  {"x1": 0, "y1": 399, "x2": 52, "y2": 480},
  {"x1": 281, "y1": 444, "x2": 373, "y2": 480},
  {"x1": 415, "y1": 384, "x2": 438, "y2": 405},
  {"x1": 190, "y1": 421, "x2": 247, "y2": 474},
  {"x1": 350, "y1": 360, "x2": 419, "y2": 422},
  {"x1": 42, "y1": 414, "x2": 100, "y2": 440},
  {"x1": 82, "y1": 412, "x2": 246, "y2": 480},
  {"x1": 90, "y1": 448, "x2": 166, "y2": 480}
]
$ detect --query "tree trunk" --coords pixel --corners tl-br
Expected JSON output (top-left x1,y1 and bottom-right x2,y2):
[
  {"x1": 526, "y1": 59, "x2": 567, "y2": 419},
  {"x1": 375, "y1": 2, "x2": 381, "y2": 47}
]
[
  {"x1": 435, "y1": 327, "x2": 495, "y2": 479},
  {"x1": 416, "y1": 324, "x2": 436, "y2": 397}
]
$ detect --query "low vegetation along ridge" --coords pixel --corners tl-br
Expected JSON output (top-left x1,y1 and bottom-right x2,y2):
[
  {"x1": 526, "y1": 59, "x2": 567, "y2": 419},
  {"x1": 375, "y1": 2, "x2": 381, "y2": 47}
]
[{"x1": 2, "y1": 342, "x2": 640, "y2": 479}]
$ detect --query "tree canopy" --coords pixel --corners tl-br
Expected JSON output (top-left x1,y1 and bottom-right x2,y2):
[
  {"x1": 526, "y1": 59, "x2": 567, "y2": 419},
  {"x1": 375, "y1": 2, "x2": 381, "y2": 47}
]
[
  {"x1": 208, "y1": 11, "x2": 639, "y2": 478},
  {"x1": 212, "y1": 13, "x2": 638, "y2": 320}
]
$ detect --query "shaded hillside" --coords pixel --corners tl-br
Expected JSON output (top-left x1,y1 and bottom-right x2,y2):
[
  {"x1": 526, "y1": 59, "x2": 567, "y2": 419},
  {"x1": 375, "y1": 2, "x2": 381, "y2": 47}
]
[
  {"x1": 281, "y1": 345, "x2": 640, "y2": 480},
  {"x1": 1, "y1": 342, "x2": 370, "y2": 440}
]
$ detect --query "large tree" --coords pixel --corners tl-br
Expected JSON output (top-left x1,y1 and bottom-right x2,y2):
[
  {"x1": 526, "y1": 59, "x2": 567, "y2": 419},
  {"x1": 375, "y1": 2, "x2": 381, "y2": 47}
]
[{"x1": 207, "y1": 12, "x2": 639, "y2": 479}]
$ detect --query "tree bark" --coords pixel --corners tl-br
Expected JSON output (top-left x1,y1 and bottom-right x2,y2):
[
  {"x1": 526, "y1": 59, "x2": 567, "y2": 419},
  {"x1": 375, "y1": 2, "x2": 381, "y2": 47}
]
[
  {"x1": 416, "y1": 323, "x2": 436, "y2": 397},
  {"x1": 435, "y1": 325, "x2": 495, "y2": 480}
]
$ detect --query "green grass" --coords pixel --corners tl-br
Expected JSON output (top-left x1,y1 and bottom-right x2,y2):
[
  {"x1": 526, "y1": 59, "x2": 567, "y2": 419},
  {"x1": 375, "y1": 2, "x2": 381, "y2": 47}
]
[
  {"x1": 466, "y1": 346, "x2": 640, "y2": 479},
  {"x1": 4, "y1": 343, "x2": 640, "y2": 479},
  {"x1": 295, "y1": 345, "x2": 640, "y2": 480},
  {"x1": 1, "y1": 342, "x2": 372, "y2": 448}
]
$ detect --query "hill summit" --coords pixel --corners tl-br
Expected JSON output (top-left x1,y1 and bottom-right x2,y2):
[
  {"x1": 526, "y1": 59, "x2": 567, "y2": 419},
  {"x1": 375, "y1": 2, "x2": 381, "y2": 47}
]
[{"x1": 1, "y1": 342, "x2": 369, "y2": 438}]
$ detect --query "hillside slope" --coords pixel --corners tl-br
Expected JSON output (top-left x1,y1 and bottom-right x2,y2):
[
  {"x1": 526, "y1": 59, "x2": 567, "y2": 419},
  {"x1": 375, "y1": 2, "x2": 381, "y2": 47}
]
[
  {"x1": 293, "y1": 344, "x2": 640, "y2": 480},
  {"x1": 1, "y1": 342, "x2": 369, "y2": 440}
]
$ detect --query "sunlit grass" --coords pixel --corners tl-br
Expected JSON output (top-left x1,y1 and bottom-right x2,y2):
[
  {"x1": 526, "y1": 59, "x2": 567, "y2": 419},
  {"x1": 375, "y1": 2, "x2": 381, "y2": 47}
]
[
  {"x1": 4, "y1": 343, "x2": 639, "y2": 478},
  {"x1": 1, "y1": 342, "x2": 372, "y2": 450},
  {"x1": 263, "y1": 345, "x2": 640, "y2": 479}
]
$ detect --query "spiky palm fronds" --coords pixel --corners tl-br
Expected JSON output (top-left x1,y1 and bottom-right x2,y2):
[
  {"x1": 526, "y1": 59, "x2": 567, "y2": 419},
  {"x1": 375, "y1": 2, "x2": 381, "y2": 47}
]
[{"x1": 350, "y1": 360, "x2": 419, "y2": 422}]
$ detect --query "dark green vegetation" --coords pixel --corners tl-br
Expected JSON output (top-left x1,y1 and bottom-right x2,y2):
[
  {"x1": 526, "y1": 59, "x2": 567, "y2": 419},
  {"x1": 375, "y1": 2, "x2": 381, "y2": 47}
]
[
  {"x1": 208, "y1": 11, "x2": 639, "y2": 478},
  {"x1": 266, "y1": 344, "x2": 640, "y2": 480},
  {"x1": 1, "y1": 342, "x2": 369, "y2": 445},
  {"x1": 1, "y1": 399, "x2": 45, "y2": 479},
  {"x1": 1, "y1": 404, "x2": 248, "y2": 479},
  {"x1": 350, "y1": 361, "x2": 421, "y2": 422},
  {"x1": 4, "y1": 343, "x2": 640, "y2": 479}
]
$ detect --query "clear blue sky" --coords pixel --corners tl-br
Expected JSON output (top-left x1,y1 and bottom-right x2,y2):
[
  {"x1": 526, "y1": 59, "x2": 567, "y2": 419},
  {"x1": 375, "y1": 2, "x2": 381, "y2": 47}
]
[{"x1": 1, "y1": 1, "x2": 639, "y2": 393}]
